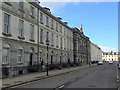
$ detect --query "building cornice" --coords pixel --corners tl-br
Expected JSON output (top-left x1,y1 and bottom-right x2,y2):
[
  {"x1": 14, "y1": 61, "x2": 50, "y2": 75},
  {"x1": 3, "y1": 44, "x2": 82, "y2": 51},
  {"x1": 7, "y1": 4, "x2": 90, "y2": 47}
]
[{"x1": 29, "y1": 2, "x2": 72, "y2": 32}]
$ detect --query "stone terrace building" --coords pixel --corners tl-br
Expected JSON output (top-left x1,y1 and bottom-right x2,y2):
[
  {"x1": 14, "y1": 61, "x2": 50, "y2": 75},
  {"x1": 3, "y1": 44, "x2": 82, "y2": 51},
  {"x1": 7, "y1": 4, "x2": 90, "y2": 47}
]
[
  {"x1": 72, "y1": 25, "x2": 91, "y2": 66},
  {"x1": 102, "y1": 51, "x2": 118, "y2": 61},
  {"x1": 0, "y1": 1, "x2": 73, "y2": 77},
  {"x1": 90, "y1": 42, "x2": 102, "y2": 62}
]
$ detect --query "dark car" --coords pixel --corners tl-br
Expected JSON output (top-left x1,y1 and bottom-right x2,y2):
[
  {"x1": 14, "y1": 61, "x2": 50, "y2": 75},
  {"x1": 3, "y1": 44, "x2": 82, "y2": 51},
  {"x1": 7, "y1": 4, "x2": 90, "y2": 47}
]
[{"x1": 117, "y1": 61, "x2": 120, "y2": 69}]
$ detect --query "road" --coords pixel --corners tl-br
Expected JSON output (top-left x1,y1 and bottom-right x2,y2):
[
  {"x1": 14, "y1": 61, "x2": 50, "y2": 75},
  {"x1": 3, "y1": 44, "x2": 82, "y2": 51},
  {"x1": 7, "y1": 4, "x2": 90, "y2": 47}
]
[{"x1": 9, "y1": 62, "x2": 119, "y2": 89}]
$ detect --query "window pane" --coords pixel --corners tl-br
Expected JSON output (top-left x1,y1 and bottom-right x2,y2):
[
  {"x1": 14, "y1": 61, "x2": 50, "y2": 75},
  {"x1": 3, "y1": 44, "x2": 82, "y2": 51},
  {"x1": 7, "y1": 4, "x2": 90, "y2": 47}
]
[
  {"x1": 4, "y1": 13, "x2": 10, "y2": 33},
  {"x1": 40, "y1": 12, "x2": 43, "y2": 23},
  {"x1": 18, "y1": 49, "x2": 23, "y2": 62},
  {"x1": 2, "y1": 48, "x2": 9, "y2": 63},
  {"x1": 40, "y1": 29, "x2": 43, "y2": 43},
  {"x1": 30, "y1": 24, "x2": 34, "y2": 40},
  {"x1": 19, "y1": 20, "x2": 24, "y2": 37},
  {"x1": 30, "y1": 6, "x2": 34, "y2": 16},
  {"x1": 19, "y1": 2, "x2": 24, "y2": 10}
]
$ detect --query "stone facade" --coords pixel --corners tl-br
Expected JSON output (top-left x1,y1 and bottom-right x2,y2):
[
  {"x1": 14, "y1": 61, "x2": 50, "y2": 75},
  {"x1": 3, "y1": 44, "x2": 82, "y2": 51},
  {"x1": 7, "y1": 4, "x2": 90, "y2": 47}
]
[
  {"x1": 102, "y1": 51, "x2": 118, "y2": 61},
  {"x1": 72, "y1": 26, "x2": 91, "y2": 66},
  {"x1": 0, "y1": 1, "x2": 73, "y2": 77},
  {"x1": 90, "y1": 42, "x2": 102, "y2": 62}
]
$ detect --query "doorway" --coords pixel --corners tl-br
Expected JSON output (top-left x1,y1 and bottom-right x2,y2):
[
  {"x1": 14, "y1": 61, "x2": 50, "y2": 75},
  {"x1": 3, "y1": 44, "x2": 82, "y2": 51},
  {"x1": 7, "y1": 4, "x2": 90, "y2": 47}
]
[{"x1": 29, "y1": 53, "x2": 33, "y2": 66}]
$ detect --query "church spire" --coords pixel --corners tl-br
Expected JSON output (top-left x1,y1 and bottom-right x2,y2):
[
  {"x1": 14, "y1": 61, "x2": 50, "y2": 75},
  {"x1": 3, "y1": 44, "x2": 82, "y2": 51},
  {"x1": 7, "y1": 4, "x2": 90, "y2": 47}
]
[{"x1": 80, "y1": 24, "x2": 83, "y2": 33}]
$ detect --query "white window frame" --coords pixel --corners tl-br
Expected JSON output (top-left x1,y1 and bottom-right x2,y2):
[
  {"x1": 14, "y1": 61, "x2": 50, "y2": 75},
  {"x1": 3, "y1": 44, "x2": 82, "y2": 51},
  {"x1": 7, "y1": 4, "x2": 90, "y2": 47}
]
[
  {"x1": 64, "y1": 39, "x2": 66, "y2": 49},
  {"x1": 19, "y1": 20, "x2": 24, "y2": 37},
  {"x1": 30, "y1": 24, "x2": 34, "y2": 40},
  {"x1": 30, "y1": 6, "x2": 34, "y2": 16},
  {"x1": 4, "y1": 13, "x2": 10, "y2": 34},
  {"x1": 51, "y1": 19, "x2": 53, "y2": 29},
  {"x1": 2, "y1": 48, "x2": 9, "y2": 64},
  {"x1": 46, "y1": 31, "x2": 49, "y2": 41},
  {"x1": 18, "y1": 46, "x2": 24, "y2": 63},
  {"x1": 60, "y1": 38, "x2": 62, "y2": 49},
  {"x1": 56, "y1": 22, "x2": 58, "y2": 31},
  {"x1": 40, "y1": 12, "x2": 43, "y2": 24},
  {"x1": 51, "y1": 34, "x2": 54, "y2": 45},
  {"x1": 19, "y1": 1, "x2": 24, "y2": 11},
  {"x1": 40, "y1": 28, "x2": 43, "y2": 43},
  {"x1": 56, "y1": 36, "x2": 58, "y2": 47},
  {"x1": 46, "y1": 16, "x2": 49, "y2": 27},
  {"x1": 60, "y1": 25, "x2": 62, "y2": 33}
]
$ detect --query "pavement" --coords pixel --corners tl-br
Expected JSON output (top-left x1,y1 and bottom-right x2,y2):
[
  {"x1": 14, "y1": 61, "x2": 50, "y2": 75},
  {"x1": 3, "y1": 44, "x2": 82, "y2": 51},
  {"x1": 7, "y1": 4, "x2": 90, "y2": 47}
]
[{"x1": 1, "y1": 64, "x2": 97, "y2": 89}]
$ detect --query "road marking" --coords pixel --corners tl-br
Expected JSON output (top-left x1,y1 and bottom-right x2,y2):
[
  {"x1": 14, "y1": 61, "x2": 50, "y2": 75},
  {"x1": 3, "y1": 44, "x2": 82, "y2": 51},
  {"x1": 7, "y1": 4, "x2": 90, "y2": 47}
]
[
  {"x1": 54, "y1": 85, "x2": 64, "y2": 90},
  {"x1": 58, "y1": 85, "x2": 64, "y2": 89}
]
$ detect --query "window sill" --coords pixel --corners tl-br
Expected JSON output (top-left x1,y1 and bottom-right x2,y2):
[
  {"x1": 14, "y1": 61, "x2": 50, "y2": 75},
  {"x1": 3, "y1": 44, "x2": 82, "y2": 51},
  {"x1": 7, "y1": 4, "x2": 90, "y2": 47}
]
[
  {"x1": 17, "y1": 62, "x2": 23, "y2": 65},
  {"x1": 40, "y1": 42, "x2": 44, "y2": 44},
  {"x1": 51, "y1": 27, "x2": 54, "y2": 30},
  {"x1": 4, "y1": 2, "x2": 12, "y2": 6},
  {"x1": 29, "y1": 39, "x2": 35, "y2": 42},
  {"x1": 30, "y1": 15, "x2": 35, "y2": 18},
  {"x1": 18, "y1": 9, "x2": 25, "y2": 13},
  {"x1": 46, "y1": 25, "x2": 49, "y2": 27},
  {"x1": 2, "y1": 63, "x2": 9, "y2": 65},
  {"x1": 40, "y1": 22, "x2": 43, "y2": 24},
  {"x1": 18, "y1": 36, "x2": 25, "y2": 40},
  {"x1": 51, "y1": 45, "x2": 54, "y2": 47},
  {"x1": 2, "y1": 32, "x2": 12, "y2": 37}
]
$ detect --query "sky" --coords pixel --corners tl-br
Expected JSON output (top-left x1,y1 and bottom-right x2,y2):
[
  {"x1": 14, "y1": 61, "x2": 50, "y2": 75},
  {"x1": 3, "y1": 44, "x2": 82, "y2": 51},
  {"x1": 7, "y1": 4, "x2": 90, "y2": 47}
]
[{"x1": 39, "y1": 0, "x2": 118, "y2": 52}]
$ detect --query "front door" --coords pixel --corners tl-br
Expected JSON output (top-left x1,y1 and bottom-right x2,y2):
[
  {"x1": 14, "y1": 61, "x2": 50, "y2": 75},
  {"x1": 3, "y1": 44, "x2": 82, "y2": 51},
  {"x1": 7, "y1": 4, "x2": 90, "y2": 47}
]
[
  {"x1": 29, "y1": 53, "x2": 33, "y2": 66},
  {"x1": 51, "y1": 55, "x2": 53, "y2": 64},
  {"x1": 60, "y1": 56, "x2": 62, "y2": 64}
]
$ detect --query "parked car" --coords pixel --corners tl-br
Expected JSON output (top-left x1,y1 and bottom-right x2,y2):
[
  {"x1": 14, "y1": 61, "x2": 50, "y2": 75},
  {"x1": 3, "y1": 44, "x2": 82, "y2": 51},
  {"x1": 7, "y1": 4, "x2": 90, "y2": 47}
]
[
  {"x1": 117, "y1": 61, "x2": 120, "y2": 69},
  {"x1": 109, "y1": 61, "x2": 113, "y2": 64},
  {"x1": 97, "y1": 61, "x2": 103, "y2": 65}
]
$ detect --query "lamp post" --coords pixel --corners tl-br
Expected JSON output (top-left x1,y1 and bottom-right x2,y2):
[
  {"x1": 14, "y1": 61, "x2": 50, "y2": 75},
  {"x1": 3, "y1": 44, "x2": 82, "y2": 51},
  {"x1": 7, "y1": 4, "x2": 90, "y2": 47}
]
[{"x1": 46, "y1": 39, "x2": 49, "y2": 76}]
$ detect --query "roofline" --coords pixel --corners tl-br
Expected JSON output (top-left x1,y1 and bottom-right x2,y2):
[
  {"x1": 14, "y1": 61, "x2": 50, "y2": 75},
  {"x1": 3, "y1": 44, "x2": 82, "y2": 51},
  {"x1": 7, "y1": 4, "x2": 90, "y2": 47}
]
[{"x1": 29, "y1": 2, "x2": 72, "y2": 31}]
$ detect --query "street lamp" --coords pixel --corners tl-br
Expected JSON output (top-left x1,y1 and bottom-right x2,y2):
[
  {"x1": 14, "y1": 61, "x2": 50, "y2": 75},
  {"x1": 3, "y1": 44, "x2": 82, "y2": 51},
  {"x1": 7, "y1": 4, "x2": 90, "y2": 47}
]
[{"x1": 46, "y1": 39, "x2": 49, "y2": 76}]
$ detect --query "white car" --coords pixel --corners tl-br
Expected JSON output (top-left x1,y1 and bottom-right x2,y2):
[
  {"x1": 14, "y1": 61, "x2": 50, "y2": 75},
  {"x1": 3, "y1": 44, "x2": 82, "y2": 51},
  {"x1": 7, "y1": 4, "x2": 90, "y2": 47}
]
[
  {"x1": 97, "y1": 61, "x2": 103, "y2": 65},
  {"x1": 109, "y1": 61, "x2": 113, "y2": 64}
]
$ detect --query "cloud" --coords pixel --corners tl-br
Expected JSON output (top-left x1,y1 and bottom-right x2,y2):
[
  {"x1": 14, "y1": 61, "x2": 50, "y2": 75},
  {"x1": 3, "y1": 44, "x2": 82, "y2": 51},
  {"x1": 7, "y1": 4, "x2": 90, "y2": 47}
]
[
  {"x1": 99, "y1": 45, "x2": 118, "y2": 52},
  {"x1": 39, "y1": 0, "x2": 119, "y2": 14},
  {"x1": 40, "y1": 2, "x2": 69, "y2": 14},
  {"x1": 38, "y1": 0, "x2": 119, "y2": 2}
]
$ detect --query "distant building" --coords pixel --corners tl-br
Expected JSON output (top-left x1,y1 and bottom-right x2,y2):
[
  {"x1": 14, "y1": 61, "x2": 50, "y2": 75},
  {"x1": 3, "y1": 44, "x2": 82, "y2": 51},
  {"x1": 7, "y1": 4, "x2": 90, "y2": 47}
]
[
  {"x1": 90, "y1": 42, "x2": 102, "y2": 62},
  {"x1": 102, "y1": 51, "x2": 118, "y2": 61}
]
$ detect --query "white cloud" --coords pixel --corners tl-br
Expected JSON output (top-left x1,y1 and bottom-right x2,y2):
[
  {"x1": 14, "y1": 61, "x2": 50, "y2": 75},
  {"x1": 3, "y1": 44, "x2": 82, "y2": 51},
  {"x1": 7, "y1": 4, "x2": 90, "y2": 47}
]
[
  {"x1": 40, "y1": 2, "x2": 69, "y2": 14},
  {"x1": 38, "y1": 0, "x2": 119, "y2": 2},
  {"x1": 99, "y1": 45, "x2": 118, "y2": 52},
  {"x1": 39, "y1": 0, "x2": 119, "y2": 14}
]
